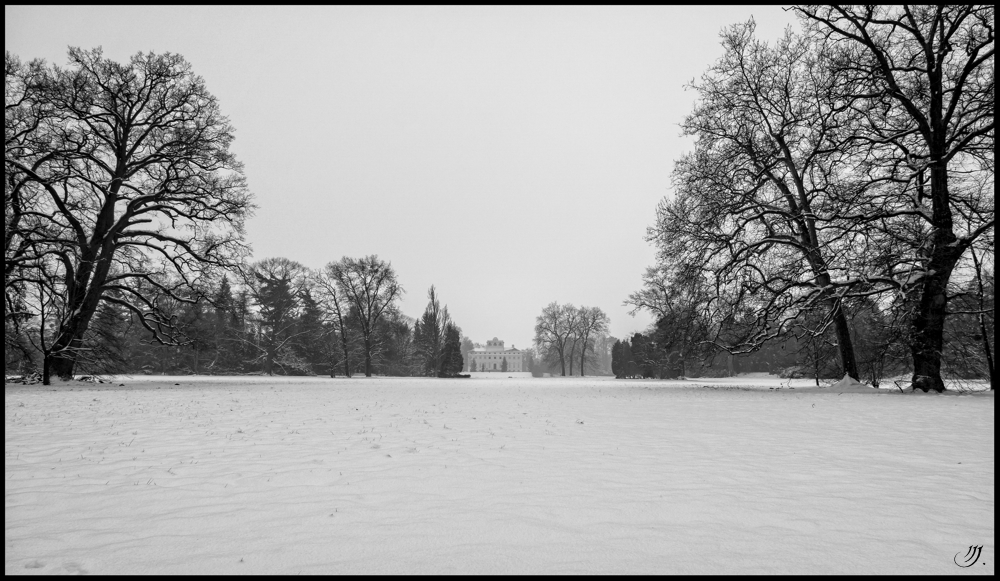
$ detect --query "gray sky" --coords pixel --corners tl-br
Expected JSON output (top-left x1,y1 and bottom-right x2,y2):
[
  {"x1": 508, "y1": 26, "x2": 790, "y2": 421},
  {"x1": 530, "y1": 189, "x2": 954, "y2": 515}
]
[{"x1": 6, "y1": 6, "x2": 798, "y2": 350}]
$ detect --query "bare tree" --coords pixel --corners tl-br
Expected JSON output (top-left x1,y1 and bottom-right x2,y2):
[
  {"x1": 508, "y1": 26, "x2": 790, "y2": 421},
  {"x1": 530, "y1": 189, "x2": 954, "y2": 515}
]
[
  {"x1": 5, "y1": 47, "x2": 252, "y2": 384},
  {"x1": 564, "y1": 306, "x2": 582, "y2": 376},
  {"x1": 795, "y1": 5, "x2": 994, "y2": 391},
  {"x1": 534, "y1": 302, "x2": 575, "y2": 376},
  {"x1": 648, "y1": 21, "x2": 869, "y2": 379},
  {"x1": 627, "y1": 259, "x2": 714, "y2": 376},
  {"x1": 327, "y1": 255, "x2": 403, "y2": 377},
  {"x1": 313, "y1": 265, "x2": 355, "y2": 378},
  {"x1": 575, "y1": 306, "x2": 609, "y2": 377}
]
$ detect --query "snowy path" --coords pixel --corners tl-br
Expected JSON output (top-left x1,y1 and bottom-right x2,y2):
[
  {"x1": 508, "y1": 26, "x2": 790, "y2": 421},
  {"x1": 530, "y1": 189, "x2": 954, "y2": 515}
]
[{"x1": 5, "y1": 376, "x2": 994, "y2": 574}]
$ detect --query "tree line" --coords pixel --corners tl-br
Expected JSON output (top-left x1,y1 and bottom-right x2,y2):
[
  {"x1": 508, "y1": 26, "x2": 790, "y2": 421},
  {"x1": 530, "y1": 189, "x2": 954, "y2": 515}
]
[
  {"x1": 5, "y1": 47, "x2": 473, "y2": 383},
  {"x1": 6, "y1": 251, "x2": 471, "y2": 379},
  {"x1": 628, "y1": 6, "x2": 994, "y2": 392}
]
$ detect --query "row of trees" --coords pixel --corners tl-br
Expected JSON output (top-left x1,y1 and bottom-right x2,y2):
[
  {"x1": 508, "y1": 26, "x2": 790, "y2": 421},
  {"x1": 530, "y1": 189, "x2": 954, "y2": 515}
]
[
  {"x1": 248, "y1": 260, "x2": 465, "y2": 378},
  {"x1": 6, "y1": 252, "x2": 472, "y2": 379},
  {"x1": 629, "y1": 6, "x2": 994, "y2": 392},
  {"x1": 533, "y1": 302, "x2": 611, "y2": 376}
]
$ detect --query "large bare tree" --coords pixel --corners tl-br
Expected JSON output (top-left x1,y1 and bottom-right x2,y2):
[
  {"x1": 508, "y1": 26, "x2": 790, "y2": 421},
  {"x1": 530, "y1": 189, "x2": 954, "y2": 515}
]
[
  {"x1": 313, "y1": 265, "x2": 355, "y2": 378},
  {"x1": 646, "y1": 21, "x2": 867, "y2": 380},
  {"x1": 575, "y1": 306, "x2": 609, "y2": 377},
  {"x1": 533, "y1": 302, "x2": 576, "y2": 376},
  {"x1": 5, "y1": 48, "x2": 252, "y2": 383},
  {"x1": 326, "y1": 255, "x2": 402, "y2": 377},
  {"x1": 795, "y1": 5, "x2": 994, "y2": 392}
]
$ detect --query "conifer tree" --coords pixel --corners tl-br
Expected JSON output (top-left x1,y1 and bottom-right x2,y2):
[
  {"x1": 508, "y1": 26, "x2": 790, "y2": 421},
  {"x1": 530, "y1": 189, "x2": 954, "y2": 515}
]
[
  {"x1": 611, "y1": 339, "x2": 623, "y2": 378},
  {"x1": 248, "y1": 258, "x2": 306, "y2": 375},
  {"x1": 440, "y1": 323, "x2": 464, "y2": 377},
  {"x1": 211, "y1": 277, "x2": 240, "y2": 373},
  {"x1": 294, "y1": 289, "x2": 328, "y2": 375}
]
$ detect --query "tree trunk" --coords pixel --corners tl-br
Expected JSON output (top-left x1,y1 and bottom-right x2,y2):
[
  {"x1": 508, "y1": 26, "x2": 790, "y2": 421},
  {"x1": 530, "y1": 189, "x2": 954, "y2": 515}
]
[
  {"x1": 981, "y1": 320, "x2": 994, "y2": 390},
  {"x1": 830, "y1": 298, "x2": 860, "y2": 381},
  {"x1": 813, "y1": 338, "x2": 820, "y2": 386},
  {"x1": 579, "y1": 345, "x2": 587, "y2": 377},
  {"x1": 910, "y1": 160, "x2": 960, "y2": 393},
  {"x1": 339, "y1": 330, "x2": 351, "y2": 378},
  {"x1": 42, "y1": 353, "x2": 52, "y2": 386},
  {"x1": 49, "y1": 324, "x2": 88, "y2": 380},
  {"x1": 971, "y1": 247, "x2": 994, "y2": 390},
  {"x1": 49, "y1": 327, "x2": 89, "y2": 379},
  {"x1": 910, "y1": 268, "x2": 953, "y2": 393},
  {"x1": 364, "y1": 337, "x2": 372, "y2": 377},
  {"x1": 49, "y1": 350, "x2": 76, "y2": 380}
]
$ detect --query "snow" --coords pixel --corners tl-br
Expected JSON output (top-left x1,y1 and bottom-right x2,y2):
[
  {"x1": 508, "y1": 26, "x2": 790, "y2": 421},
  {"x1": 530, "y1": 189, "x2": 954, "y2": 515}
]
[
  {"x1": 5, "y1": 375, "x2": 994, "y2": 574},
  {"x1": 829, "y1": 375, "x2": 876, "y2": 392}
]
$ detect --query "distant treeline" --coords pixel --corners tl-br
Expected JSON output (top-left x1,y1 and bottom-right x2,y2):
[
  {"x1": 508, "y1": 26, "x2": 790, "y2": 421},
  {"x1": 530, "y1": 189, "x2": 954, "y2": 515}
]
[{"x1": 6, "y1": 256, "x2": 474, "y2": 379}]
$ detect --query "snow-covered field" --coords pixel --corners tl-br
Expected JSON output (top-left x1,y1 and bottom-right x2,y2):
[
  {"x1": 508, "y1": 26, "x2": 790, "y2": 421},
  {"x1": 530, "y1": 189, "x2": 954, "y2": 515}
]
[{"x1": 5, "y1": 375, "x2": 994, "y2": 574}]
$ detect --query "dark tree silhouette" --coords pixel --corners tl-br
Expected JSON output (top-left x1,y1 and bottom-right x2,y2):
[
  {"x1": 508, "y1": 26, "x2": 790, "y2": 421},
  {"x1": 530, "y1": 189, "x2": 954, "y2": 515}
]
[
  {"x1": 5, "y1": 48, "x2": 252, "y2": 383},
  {"x1": 795, "y1": 5, "x2": 994, "y2": 391}
]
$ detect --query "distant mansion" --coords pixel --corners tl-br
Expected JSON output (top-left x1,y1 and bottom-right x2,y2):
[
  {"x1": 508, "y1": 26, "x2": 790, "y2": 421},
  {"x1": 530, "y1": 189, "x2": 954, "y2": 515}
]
[{"x1": 468, "y1": 338, "x2": 524, "y2": 372}]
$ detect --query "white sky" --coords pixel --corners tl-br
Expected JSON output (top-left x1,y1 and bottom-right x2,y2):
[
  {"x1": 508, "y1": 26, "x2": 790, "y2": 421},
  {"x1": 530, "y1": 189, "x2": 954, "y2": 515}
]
[{"x1": 5, "y1": 6, "x2": 799, "y2": 349}]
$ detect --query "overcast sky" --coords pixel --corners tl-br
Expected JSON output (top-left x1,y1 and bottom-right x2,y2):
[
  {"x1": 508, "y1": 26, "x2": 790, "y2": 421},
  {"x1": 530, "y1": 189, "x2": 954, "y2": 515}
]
[{"x1": 6, "y1": 5, "x2": 799, "y2": 350}]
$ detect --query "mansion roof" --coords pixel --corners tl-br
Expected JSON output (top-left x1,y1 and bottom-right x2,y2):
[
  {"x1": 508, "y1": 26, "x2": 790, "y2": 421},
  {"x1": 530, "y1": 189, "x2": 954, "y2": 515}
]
[{"x1": 470, "y1": 336, "x2": 520, "y2": 353}]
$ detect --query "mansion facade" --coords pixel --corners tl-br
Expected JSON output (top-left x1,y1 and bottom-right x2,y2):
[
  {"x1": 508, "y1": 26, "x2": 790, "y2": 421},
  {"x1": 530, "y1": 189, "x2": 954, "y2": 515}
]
[{"x1": 467, "y1": 337, "x2": 524, "y2": 372}]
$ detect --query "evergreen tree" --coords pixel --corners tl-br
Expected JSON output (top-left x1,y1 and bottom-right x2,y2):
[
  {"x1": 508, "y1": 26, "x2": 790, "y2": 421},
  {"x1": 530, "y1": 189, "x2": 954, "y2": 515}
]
[
  {"x1": 230, "y1": 290, "x2": 252, "y2": 373},
  {"x1": 440, "y1": 323, "x2": 464, "y2": 377},
  {"x1": 611, "y1": 339, "x2": 623, "y2": 378},
  {"x1": 294, "y1": 289, "x2": 328, "y2": 375},
  {"x1": 622, "y1": 340, "x2": 637, "y2": 378},
  {"x1": 501, "y1": 356, "x2": 508, "y2": 373},
  {"x1": 377, "y1": 312, "x2": 417, "y2": 376},
  {"x1": 413, "y1": 286, "x2": 453, "y2": 376},
  {"x1": 211, "y1": 277, "x2": 243, "y2": 373},
  {"x1": 77, "y1": 298, "x2": 130, "y2": 375},
  {"x1": 178, "y1": 295, "x2": 215, "y2": 375},
  {"x1": 249, "y1": 258, "x2": 306, "y2": 375}
]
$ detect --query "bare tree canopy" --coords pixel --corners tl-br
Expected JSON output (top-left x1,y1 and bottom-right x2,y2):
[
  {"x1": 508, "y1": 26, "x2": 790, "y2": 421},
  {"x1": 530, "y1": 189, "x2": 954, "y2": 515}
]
[
  {"x1": 641, "y1": 21, "x2": 868, "y2": 379},
  {"x1": 533, "y1": 302, "x2": 596, "y2": 376},
  {"x1": 794, "y1": 5, "x2": 994, "y2": 391},
  {"x1": 575, "y1": 306, "x2": 610, "y2": 377},
  {"x1": 5, "y1": 48, "x2": 254, "y2": 384},
  {"x1": 632, "y1": 7, "x2": 993, "y2": 391},
  {"x1": 326, "y1": 255, "x2": 403, "y2": 377},
  {"x1": 313, "y1": 264, "x2": 355, "y2": 378}
]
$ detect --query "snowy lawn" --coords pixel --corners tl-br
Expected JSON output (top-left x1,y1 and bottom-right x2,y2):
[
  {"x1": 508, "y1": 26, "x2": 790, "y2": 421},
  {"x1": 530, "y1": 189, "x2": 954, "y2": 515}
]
[{"x1": 5, "y1": 375, "x2": 994, "y2": 574}]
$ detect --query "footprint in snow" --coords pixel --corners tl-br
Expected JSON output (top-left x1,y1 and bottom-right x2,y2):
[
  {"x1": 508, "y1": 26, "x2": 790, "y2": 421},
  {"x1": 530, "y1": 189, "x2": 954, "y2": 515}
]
[{"x1": 61, "y1": 562, "x2": 87, "y2": 575}]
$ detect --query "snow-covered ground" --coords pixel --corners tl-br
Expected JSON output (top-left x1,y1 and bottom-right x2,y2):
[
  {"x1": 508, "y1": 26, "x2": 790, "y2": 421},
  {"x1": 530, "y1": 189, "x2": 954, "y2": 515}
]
[{"x1": 5, "y1": 375, "x2": 994, "y2": 574}]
